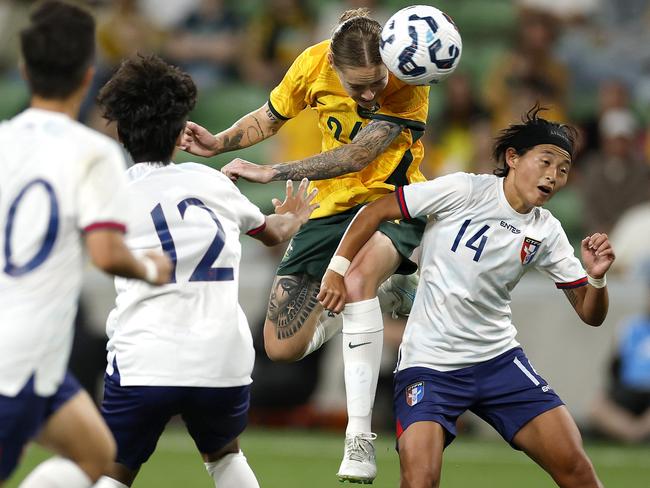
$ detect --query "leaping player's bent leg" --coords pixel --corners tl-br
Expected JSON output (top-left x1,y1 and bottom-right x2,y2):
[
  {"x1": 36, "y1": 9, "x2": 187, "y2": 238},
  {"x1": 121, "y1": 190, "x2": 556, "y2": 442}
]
[{"x1": 263, "y1": 274, "x2": 337, "y2": 362}]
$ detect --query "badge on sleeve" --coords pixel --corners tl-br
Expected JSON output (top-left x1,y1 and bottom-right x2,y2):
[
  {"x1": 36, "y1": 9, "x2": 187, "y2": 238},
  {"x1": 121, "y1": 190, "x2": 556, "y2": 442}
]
[
  {"x1": 520, "y1": 237, "x2": 541, "y2": 265},
  {"x1": 406, "y1": 381, "x2": 424, "y2": 406}
]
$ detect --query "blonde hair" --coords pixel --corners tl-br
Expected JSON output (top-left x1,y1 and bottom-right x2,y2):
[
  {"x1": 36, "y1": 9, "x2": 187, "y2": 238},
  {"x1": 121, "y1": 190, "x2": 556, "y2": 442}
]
[{"x1": 330, "y1": 8, "x2": 382, "y2": 69}]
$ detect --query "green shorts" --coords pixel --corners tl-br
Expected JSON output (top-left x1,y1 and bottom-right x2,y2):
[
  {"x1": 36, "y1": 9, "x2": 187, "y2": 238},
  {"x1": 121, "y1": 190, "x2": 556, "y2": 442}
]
[{"x1": 277, "y1": 204, "x2": 426, "y2": 281}]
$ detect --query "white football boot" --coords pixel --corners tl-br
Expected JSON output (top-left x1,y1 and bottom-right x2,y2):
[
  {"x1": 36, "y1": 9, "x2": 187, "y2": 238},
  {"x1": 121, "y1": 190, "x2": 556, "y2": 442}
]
[
  {"x1": 377, "y1": 272, "x2": 418, "y2": 319},
  {"x1": 336, "y1": 432, "x2": 377, "y2": 484}
]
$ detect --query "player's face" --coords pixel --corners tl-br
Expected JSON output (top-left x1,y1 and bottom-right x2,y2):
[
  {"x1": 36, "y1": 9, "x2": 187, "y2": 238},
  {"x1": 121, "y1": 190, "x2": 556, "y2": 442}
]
[
  {"x1": 504, "y1": 144, "x2": 571, "y2": 212},
  {"x1": 333, "y1": 62, "x2": 389, "y2": 110}
]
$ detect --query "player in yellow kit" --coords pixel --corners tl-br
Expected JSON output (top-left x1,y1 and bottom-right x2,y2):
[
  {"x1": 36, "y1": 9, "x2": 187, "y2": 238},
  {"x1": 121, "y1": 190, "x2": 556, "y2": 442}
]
[{"x1": 181, "y1": 8, "x2": 428, "y2": 483}]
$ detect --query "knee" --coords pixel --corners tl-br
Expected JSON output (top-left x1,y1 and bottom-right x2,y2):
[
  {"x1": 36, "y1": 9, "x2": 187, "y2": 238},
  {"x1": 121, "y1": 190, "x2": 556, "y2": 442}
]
[
  {"x1": 555, "y1": 452, "x2": 600, "y2": 488},
  {"x1": 264, "y1": 343, "x2": 301, "y2": 363},
  {"x1": 400, "y1": 464, "x2": 439, "y2": 488},
  {"x1": 399, "y1": 448, "x2": 440, "y2": 488},
  {"x1": 80, "y1": 434, "x2": 116, "y2": 481},
  {"x1": 344, "y1": 268, "x2": 379, "y2": 302},
  {"x1": 263, "y1": 333, "x2": 303, "y2": 363}
]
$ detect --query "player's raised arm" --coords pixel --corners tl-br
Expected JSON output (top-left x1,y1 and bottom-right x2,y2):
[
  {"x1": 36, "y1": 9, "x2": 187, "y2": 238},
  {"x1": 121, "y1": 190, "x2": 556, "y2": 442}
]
[
  {"x1": 85, "y1": 229, "x2": 171, "y2": 285},
  {"x1": 252, "y1": 178, "x2": 319, "y2": 246},
  {"x1": 318, "y1": 192, "x2": 403, "y2": 313},
  {"x1": 562, "y1": 233, "x2": 615, "y2": 326},
  {"x1": 221, "y1": 119, "x2": 404, "y2": 184},
  {"x1": 179, "y1": 102, "x2": 286, "y2": 158}
]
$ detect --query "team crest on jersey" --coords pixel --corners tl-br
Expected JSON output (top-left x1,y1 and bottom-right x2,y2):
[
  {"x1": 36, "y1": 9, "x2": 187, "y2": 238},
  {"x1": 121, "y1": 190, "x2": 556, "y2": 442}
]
[
  {"x1": 406, "y1": 382, "x2": 424, "y2": 406},
  {"x1": 520, "y1": 237, "x2": 542, "y2": 265}
]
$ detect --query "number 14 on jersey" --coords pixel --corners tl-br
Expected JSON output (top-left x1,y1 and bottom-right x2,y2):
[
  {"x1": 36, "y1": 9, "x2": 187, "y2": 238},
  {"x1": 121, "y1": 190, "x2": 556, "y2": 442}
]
[{"x1": 451, "y1": 219, "x2": 490, "y2": 262}]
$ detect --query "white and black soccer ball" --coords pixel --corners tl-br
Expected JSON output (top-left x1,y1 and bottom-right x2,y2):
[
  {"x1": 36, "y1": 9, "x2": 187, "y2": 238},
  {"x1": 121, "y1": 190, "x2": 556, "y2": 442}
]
[{"x1": 380, "y1": 5, "x2": 462, "y2": 85}]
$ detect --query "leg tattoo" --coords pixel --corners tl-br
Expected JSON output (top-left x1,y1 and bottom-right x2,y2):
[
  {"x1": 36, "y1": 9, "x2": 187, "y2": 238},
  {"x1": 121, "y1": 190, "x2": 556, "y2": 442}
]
[{"x1": 267, "y1": 275, "x2": 320, "y2": 340}]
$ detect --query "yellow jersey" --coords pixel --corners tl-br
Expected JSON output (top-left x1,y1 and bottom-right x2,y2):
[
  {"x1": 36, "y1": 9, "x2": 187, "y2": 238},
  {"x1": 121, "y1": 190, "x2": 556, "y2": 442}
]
[{"x1": 269, "y1": 40, "x2": 429, "y2": 218}]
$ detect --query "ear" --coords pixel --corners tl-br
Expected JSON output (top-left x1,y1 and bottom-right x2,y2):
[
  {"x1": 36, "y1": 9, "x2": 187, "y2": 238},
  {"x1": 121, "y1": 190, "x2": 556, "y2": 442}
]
[
  {"x1": 81, "y1": 65, "x2": 95, "y2": 89},
  {"x1": 74, "y1": 65, "x2": 95, "y2": 102},
  {"x1": 505, "y1": 147, "x2": 519, "y2": 170},
  {"x1": 175, "y1": 125, "x2": 185, "y2": 147},
  {"x1": 18, "y1": 60, "x2": 28, "y2": 82}
]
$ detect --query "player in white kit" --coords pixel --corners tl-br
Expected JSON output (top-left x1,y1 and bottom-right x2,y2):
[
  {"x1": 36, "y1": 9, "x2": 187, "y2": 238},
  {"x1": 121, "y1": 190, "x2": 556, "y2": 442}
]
[
  {"x1": 0, "y1": 2, "x2": 171, "y2": 487},
  {"x1": 92, "y1": 55, "x2": 317, "y2": 488},
  {"x1": 319, "y1": 107, "x2": 614, "y2": 488}
]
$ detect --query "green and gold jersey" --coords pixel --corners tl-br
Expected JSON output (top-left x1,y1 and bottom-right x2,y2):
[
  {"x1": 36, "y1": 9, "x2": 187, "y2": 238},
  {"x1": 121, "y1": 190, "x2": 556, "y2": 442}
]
[{"x1": 269, "y1": 40, "x2": 429, "y2": 219}]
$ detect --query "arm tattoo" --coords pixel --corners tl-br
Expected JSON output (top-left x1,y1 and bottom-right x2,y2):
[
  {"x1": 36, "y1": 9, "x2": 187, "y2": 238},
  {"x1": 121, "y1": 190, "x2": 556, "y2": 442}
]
[
  {"x1": 250, "y1": 114, "x2": 265, "y2": 139},
  {"x1": 563, "y1": 289, "x2": 579, "y2": 310},
  {"x1": 265, "y1": 106, "x2": 279, "y2": 123},
  {"x1": 263, "y1": 107, "x2": 284, "y2": 135},
  {"x1": 219, "y1": 130, "x2": 244, "y2": 152},
  {"x1": 246, "y1": 124, "x2": 263, "y2": 143},
  {"x1": 267, "y1": 274, "x2": 320, "y2": 340},
  {"x1": 217, "y1": 107, "x2": 283, "y2": 152},
  {"x1": 270, "y1": 119, "x2": 404, "y2": 181}
]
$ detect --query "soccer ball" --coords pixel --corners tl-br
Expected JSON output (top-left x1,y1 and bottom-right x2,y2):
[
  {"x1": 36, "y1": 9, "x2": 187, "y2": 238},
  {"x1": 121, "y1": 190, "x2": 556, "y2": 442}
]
[{"x1": 380, "y1": 5, "x2": 462, "y2": 85}]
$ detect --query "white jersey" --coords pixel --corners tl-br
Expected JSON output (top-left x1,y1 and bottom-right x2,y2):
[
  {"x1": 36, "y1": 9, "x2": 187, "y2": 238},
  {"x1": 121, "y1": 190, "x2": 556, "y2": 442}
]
[
  {"x1": 0, "y1": 108, "x2": 129, "y2": 396},
  {"x1": 396, "y1": 172, "x2": 587, "y2": 371},
  {"x1": 106, "y1": 163, "x2": 266, "y2": 387}
]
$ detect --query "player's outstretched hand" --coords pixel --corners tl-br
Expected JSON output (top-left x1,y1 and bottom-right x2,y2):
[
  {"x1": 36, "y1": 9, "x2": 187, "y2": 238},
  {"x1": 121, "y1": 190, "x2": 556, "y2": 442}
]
[
  {"x1": 178, "y1": 121, "x2": 218, "y2": 158},
  {"x1": 272, "y1": 179, "x2": 319, "y2": 224},
  {"x1": 581, "y1": 233, "x2": 615, "y2": 279},
  {"x1": 222, "y1": 158, "x2": 275, "y2": 184},
  {"x1": 142, "y1": 251, "x2": 173, "y2": 285},
  {"x1": 318, "y1": 269, "x2": 346, "y2": 314}
]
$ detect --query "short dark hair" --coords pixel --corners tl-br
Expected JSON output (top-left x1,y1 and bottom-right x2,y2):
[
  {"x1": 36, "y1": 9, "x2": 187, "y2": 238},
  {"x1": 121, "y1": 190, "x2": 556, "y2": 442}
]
[
  {"x1": 492, "y1": 105, "x2": 579, "y2": 177},
  {"x1": 97, "y1": 54, "x2": 197, "y2": 163},
  {"x1": 20, "y1": 1, "x2": 96, "y2": 99}
]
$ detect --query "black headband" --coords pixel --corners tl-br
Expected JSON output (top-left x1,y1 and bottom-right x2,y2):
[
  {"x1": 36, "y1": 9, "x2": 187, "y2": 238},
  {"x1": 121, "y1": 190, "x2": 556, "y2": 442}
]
[{"x1": 511, "y1": 124, "x2": 573, "y2": 157}]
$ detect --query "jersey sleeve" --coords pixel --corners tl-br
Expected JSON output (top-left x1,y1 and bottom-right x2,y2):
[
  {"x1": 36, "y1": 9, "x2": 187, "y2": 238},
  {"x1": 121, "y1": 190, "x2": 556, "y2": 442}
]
[
  {"x1": 371, "y1": 84, "x2": 429, "y2": 131},
  {"x1": 268, "y1": 46, "x2": 313, "y2": 120},
  {"x1": 78, "y1": 142, "x2": 129, "y2": 233},
  {"x1": 396, "y1": 172, "x2": 471, "y2": 220},
  {"x1": 535, "y1": 220, "x2": 587, "y2": 289}
]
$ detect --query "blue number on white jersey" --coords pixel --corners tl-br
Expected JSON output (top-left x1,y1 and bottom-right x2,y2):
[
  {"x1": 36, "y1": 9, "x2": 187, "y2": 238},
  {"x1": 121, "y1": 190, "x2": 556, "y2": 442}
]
[
  {"x1": 451, "y1": 218, "x2": 489, "y2": 262},
  {"x1": 150, "y1": 197, "x2": 234, "y2": 283},
  {"x1": 3, "y1": 179, "x2": 59, "y2": 276}
]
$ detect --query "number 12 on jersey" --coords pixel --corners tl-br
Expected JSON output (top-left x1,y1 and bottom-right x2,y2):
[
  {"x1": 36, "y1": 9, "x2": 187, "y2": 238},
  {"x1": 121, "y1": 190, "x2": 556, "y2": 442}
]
[
  {"x1": 451, "y1": 219, "x2": 490, "y2": 262},
  {"x1": 151, "y1": 198, "x2": 233, "y2": 283}
]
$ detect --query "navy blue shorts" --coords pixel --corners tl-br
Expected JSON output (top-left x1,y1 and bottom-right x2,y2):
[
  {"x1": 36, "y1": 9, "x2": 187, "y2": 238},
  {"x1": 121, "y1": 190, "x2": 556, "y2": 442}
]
[
  {"x1": 394, "y1": 347, "x2": 564, "y2": 449},
  {"x1": 0, "y1": 372, "x2": 81, "y2": 480},
  {"x1": 101, "y1": 364, "x2": 251, "y2": 470}
]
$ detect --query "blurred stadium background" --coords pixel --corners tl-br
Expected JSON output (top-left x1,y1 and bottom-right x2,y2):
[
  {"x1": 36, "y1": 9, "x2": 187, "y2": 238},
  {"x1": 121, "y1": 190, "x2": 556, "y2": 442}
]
[{"x1": 2, "y1": 0, "x2": 650, "y2": 486}]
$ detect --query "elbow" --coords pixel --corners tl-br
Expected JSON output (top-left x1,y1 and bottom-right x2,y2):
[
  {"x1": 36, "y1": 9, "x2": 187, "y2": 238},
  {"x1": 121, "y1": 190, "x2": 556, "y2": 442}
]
[
  {"x1": 581, "y1": 313, "x2": 606, "y2": 327},
  {"x1": 586, "y1": 318, "x2": 605, "y2": 328}
]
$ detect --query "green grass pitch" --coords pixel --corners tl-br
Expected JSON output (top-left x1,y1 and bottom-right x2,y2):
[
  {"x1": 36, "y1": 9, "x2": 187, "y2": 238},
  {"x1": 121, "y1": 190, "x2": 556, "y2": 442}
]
[{"x1": 6, "y1": 427, "x2": 650, "y2": 487}]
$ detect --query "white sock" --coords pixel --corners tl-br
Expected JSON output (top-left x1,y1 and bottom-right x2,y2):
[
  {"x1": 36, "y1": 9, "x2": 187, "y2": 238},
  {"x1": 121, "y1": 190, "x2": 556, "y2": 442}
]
[
  {"x1": 19, "y1": 457, "x2": 92, "y2": 488},
  {"x1": 94, "y1": 476, "x2": 129, "y2": 488},
  {"x1": 205, "y1": 451, "x2": 259, "y2": 488},
  {"x1": 300, "y1": 310, "x2": 343, "y2": 359},
  {"x1": 342, "y1": 297, "x2": 383, "y2": 435}
]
